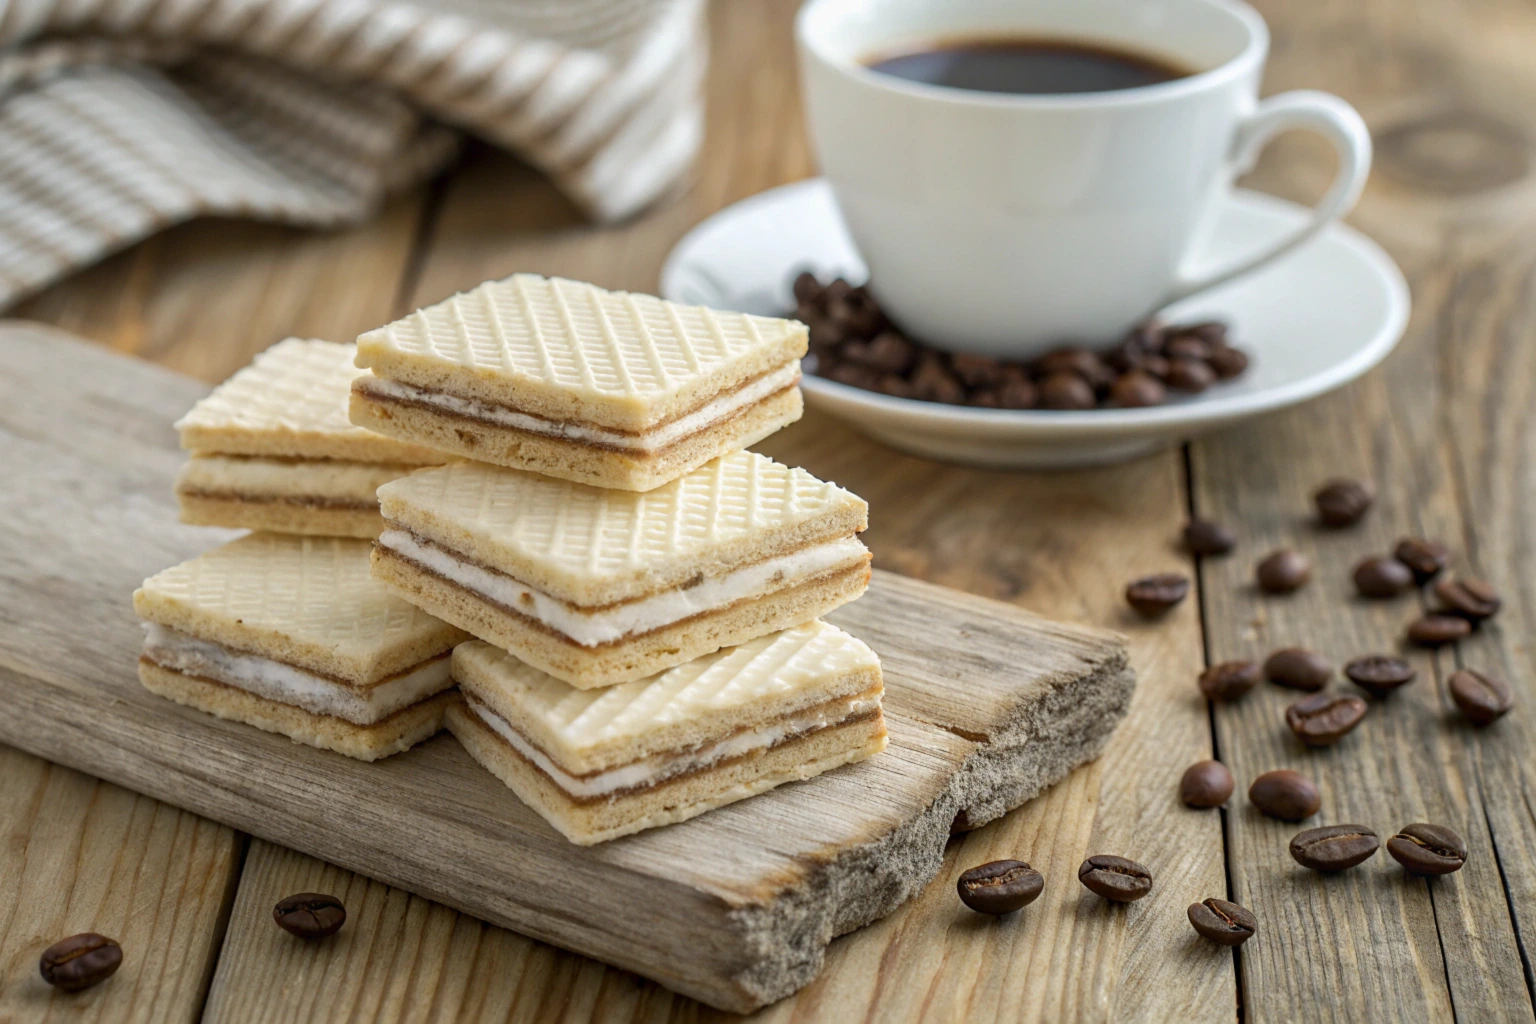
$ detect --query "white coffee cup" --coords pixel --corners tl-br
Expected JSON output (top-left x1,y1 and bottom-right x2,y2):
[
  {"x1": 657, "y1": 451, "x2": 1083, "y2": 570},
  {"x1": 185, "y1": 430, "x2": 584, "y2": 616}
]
[{"x1": 796, "y1": 0, "x2": 1371, "y2": 357}]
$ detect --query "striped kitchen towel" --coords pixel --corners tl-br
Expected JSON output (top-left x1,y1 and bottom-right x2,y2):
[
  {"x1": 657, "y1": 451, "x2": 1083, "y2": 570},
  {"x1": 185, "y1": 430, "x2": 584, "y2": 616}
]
[{"x1": 0, "y1": 0, "x2": 706, "y2": 310}]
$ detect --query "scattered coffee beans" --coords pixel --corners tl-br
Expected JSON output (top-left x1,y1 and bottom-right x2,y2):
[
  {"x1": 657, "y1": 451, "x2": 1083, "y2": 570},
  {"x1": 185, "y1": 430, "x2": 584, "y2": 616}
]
[
  {"x1": 1344, "y1": 655, "x2": 1416, "y2": 698},
  {"x1": 1285, "y1": 693, "x2": 1367, "y2": 747},
  {"x1": 1449, "y1": 668, "x2": 1514, "y2": 726},
  {"x1": 1289, "y1": 825, "x2": 1381, "y2": 871},
  {"x1": 1248, "y1": 769, "x2": 1321, "y2": 821},
  {"x1": 1433, "y1": 578, "x2": 1501, "y2": 621},
  {"x1": 1353, "y1": 556, "x2": 1413, "y2": 598},
  {"x1": 273, "y1": 893, "x2": 347, "y2": 939},
  {"x1": 1187, "y1": 898, "x2": 1257, "y2": 946},
  {"x1": 1183, "y1": 519, "x2": 1236, "y2": 556},
  {"x1": 1078, "y1": 855, "x2": 1153, "y2": 902},
  {"x1": 1313, "y1": 479, "x2": 1374, "y2": 527},
  {"x1": 792, "y1": 274, "x2": 1249, "y2": 409},
  {"x1": 1394, "y1": 538, "x2": 1449, "y2": 583},
  {"x1": 1407, "y1": 614, "x2": 1472, "y2": 647},
  {"x1": 1256, "y1": 549, "x2": 1311, "y2": 593},
  {"x1": 1386, "y1": 823, "x2": 1467, "y2": 875},
  {"x1": 1263, "y1": 647, "x2": 1332, "y2": 691},
  {"x1": 1125, "y1": 573, "x2": 1189, "y2": 616},
  {"x1": 1180, "y1": 760, "x2": 1234, "y2": 808},
  {"x1": 1199, "y1": 660, "x2": 1262, "y2": 701},
  {"x1": 956, "y1": 860, "x2": 1044, "y2": 915},
  {"x1": 38, "y1": 933, "x2": 122, "y2": 992}
]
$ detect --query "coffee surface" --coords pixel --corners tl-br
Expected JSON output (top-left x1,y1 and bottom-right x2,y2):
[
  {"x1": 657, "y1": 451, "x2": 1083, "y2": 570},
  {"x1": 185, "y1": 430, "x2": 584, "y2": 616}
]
[{"x1": 866, "y1": 38, "x2": 1192, "y2": 95}]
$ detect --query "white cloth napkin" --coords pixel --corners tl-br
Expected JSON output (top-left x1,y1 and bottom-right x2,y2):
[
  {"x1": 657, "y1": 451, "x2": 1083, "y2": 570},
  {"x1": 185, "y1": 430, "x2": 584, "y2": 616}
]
[{"x1": 0, "y1": 0, "x2": 706, "y2": 310}]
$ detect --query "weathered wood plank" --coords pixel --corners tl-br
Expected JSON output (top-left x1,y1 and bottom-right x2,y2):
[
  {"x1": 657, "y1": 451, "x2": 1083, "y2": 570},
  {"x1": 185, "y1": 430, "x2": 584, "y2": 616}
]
[
  {"x1": 1191, "y1": 0, "x2": 1536, "y2": 1017},
  {"x1": 0, "y1": 322, "x2": 1134, "y2": 1015},
  {"x1": 0, "y1": 747, "x2": 242, "y2": 1023}
]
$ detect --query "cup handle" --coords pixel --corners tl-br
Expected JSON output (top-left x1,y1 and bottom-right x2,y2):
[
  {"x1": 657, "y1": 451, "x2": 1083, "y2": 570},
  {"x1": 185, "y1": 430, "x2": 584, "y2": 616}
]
[{"x1": 1166, "y1": 90, "x2": 1372, "y2": 302}]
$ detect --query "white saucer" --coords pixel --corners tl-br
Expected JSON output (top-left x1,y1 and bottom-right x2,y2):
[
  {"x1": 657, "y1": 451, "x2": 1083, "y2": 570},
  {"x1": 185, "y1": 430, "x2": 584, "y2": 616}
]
[{"x1": 660, "y1": 179, "x2": 1410, "y2": 468}]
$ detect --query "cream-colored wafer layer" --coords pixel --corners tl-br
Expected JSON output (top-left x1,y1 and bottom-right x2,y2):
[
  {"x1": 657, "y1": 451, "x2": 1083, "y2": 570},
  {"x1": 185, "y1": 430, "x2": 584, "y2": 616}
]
[
  {"x1": 133, "y1": 534, "x2": 467, "y2": 686},
  {"x1": 354, "y1": 274, "x2": 808, "y2": 432},
  {"x1": 451, "y1": 620, "x2": 883, "y2": 775},
  {"x1": 176, "y1": 454, "x2": 421, "y2": 504},
  {"x1": 375, "y1": 451, "x2": 868, "y2": 608},
  {"x1": 176, "y1": 338, "x2": 447, "y2": 464}
]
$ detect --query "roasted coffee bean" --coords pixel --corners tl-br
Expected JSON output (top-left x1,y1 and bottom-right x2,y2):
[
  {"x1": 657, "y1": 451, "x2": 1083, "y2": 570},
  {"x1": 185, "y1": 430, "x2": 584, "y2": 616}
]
[
  {"x1": 792, "y1": 271, "x2": 821, "y2": 305},
  {"x1": 822, "y1": 278, "x2": 853, "y2": 304},
  {"x1": 1205, "y1": 345, "x2": 1249, "y2": 379},
  {"x1": 1187, "y1": 898, "x2": 1256, "y2": 946},
  {"x1": 956, "y1": 860, "x2": 1044, "y2": 914},
  {"x1": 950, "y1": 352, "x2": 1007, "y2": 388},
  {"x1": 1314, "y1": 478, "x2": 1374, "y2": 527},
  {"x1": 1125, "y1": 573, "x2": 1189, "y2": 616},
  {"x1": 1289, "y1": 825, "x2": 1380, "y2": 871},
  {"x1": 1165, "y1": 356, "x2": 1216, "y2": 392},
  {"x1": 909, "y1": 353, "x2": 966, "y2": 404},
  {"x1": 1256, "y1": 549, "x2": 1311, "y2": 593},
  {"x1": 1038, "y1": 371, "x2": 1097, "y2": 410},
  {"x1": 1248, "y1": 769, "x2": 1321, "y2": 821},
  {"x1": 1036, "y1": 347, "x2": 1112, "y2": 388},
  {"x1": 1140, "y1": 353, "x2": 1172, "y2": 381},
  {"x1": 38, "y1": 933, "x2": 122, "y2": 992},
  {"x1": 827, "y1": 360, "x2": 879, "y2": 390},
  {"x1": 1434, "y1": 578, "x2": 1501, "y2": 621},
  {"x1": 1179, "y1": 760, "x2": 1234, "y2": 808},
  {"x1": 1394, "y1": 537, "x2": 1449, "y2": 583},
  {"x1": 1285, "y1": 693, "x2": 1367, "y2": 747},
  {"x1": 1164, "y1": 335, "x2": 1212, "y2": 361},
  {"x1": 851, "y1": 332, "x2": 916, "y2": 374},
  {"x1": 1183, "y1": 519, "x2": 1236, "y2": 556},
  {"x1": 996, "y1": 374, "x2": 1039, "y2": 409},
  {"x1": 1109, "y1": 370, "x2": 1167, "y2": 407},
  {"x1": 1078, "y1": 855, "x2": 1153, "y2": 902},
  {"x1": 1183, "y1": 320, "x2": 1229, "y2": 345},
  {"x1": 1449, "y1": 668, "x2": 1514, "y2": 726},
  {"x1": 1344, "y1": 655, "x2": 1417, "y2": 697},
  {"x1": 1353, "y1": 556, "x2": 1414, "y2": 598},
  {"x1": 1199, "y1": 660, "x2": 1262, "y2": 701},
  {"x1": 274, "y1": 893, "x2": 347, "y2": 939},
  {"x1": 1407, "y1": 614, "x2": 1472, "y2": 647},
  {"x1": 1263, "y1": 647, "x2": 1332, "y2": 691},
  {"x1": 1386, "y1": 823, "x2": 1467, "y2": 875}
]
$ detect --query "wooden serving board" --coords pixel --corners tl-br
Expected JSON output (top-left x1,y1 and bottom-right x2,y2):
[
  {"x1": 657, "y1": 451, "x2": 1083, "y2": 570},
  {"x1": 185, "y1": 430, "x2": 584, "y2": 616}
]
[{"x1": 0, "y1": 323, "x2": 1134, "y2": 1013}]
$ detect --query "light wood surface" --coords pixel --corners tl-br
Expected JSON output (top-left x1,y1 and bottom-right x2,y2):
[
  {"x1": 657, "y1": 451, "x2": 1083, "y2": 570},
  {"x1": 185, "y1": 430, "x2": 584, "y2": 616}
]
[
  {"x1": 0, "y1": 321, "x2": 1133, "y2": 1014},
  {"x1": 6, "y1": 0, "x2": 1535, "y2": 1018}
]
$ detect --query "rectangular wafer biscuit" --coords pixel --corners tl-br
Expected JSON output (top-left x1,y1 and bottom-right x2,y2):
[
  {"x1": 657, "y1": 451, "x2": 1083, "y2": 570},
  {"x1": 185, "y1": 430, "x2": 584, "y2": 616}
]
[
  {"x1": 174, "y1": 338, "x2": 447, "y2": 537},
  {"x1": 349, "y1": 275, "x2": 807, "y2": 491},
  {"x1": 447, "y1": 621, "x2": 887, "y2": 844},
  {"x1": 371, "y1": 451, "x2": 871, "y2": 688},
  {"x1": 134, "y1": 534, "x2": 468, "y2": 759}
]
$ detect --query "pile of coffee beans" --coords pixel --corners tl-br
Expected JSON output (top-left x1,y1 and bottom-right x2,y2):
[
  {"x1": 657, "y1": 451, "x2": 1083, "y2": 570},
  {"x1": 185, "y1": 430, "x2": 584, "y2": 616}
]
[{"x1": 790, "y1": 273, "x2": 1249, "y2": 409}]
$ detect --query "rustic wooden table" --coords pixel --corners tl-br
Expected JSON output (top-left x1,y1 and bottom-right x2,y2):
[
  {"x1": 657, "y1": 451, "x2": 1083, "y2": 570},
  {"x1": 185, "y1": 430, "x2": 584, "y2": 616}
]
[{"x1": 3, "y1": 0, "x2": 1533, "y2": 1020}]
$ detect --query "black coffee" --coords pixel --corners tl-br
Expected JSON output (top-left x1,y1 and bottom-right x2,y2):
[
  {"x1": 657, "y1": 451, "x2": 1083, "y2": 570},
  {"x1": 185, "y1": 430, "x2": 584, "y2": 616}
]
[{"x1": 866, "y1": 38, "x2": 1192, "y2": 96}]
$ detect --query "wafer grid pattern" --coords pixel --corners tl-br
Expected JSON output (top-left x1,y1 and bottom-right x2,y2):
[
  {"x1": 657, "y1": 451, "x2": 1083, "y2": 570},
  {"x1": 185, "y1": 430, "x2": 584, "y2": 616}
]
[
  {"x1": 461, "y1": 621, "x2": 879, "y2": 747},
  {"x1": 365, "y1": 275, "x2": 798, "y2": 398},
  {"x1": 142, "y1": 534, "x2": 448, "y2": 650},
  {"x1": 175, "y1": 338, "x2": 372, "y2": 438},
  {"x1": 381, "y1": 451, "x2": 858, "y2": 578}
]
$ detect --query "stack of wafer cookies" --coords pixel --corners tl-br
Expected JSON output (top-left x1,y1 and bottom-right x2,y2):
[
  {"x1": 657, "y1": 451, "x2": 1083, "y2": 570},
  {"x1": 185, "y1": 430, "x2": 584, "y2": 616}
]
[{"x1": 134, "y1": 274, "x2": 886, "y2": 840}]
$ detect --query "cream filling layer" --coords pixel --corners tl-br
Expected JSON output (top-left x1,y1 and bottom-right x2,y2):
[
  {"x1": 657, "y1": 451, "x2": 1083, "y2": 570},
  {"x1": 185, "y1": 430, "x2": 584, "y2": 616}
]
[
  {"x1": 468, "y1": 692, "x2": 882, "y2": 799},
  {"x1": 176, "y1": 455, "x2": 419, "y2": 504},
  {"x1": 141, "y1": 624, "x2": 453, "y2": 726},
  {"x1": 378, "y1": 530, "x2": 868, "y2": 647},
  {"x1": 361, "y1": 362, "x2": 801, "y2": 451}
]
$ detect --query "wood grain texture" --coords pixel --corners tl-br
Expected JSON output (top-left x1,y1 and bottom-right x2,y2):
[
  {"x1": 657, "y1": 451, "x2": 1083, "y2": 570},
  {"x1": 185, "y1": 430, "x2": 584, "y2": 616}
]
[
  {"x1": 0, "y1": 747, "x2": 242, "y2": 1023},
  {"x1": 0, "y1": 323, "x2": 1134, "y2": 1014},
  {"x1": 1190, "y1": 0, "x2": 1536, "y2": 1018}
]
